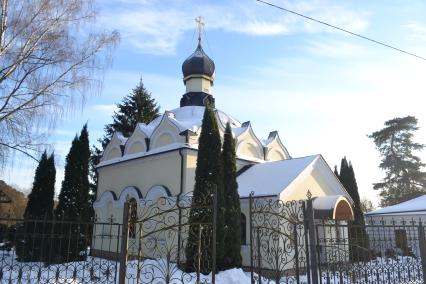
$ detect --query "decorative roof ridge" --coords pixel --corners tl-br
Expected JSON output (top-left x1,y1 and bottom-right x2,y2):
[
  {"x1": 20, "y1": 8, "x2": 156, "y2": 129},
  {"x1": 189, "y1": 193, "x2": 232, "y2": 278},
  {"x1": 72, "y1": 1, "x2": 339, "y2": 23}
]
[
  {"x1": 262, "y1": 130, "x2": 291, "y2": 158},
  {"x1": 241, "y1": 121, "x2": 251, "y2": 128},
  {"x1": 134, "y1": 123, "x2": 150, "y2": 136},
  {"x1": 114, "y1": 131, "x2": 128, "y2": 145}
]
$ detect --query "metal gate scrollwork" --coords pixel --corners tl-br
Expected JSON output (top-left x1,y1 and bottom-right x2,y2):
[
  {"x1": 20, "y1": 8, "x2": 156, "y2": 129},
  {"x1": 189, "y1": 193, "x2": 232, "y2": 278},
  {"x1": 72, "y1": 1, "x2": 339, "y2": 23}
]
[
  {"x1": 249, "y1": 192, "x2": 310, "y2": 284},
  {"x1": 124, "y1": 189, "x2": 217, "y2": 284}
]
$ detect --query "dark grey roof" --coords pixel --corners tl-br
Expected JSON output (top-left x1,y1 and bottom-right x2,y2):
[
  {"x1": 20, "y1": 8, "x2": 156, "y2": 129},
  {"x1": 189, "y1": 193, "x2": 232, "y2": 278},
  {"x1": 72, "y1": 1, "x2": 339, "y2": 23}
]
[
  {"x1": 182, "y1": 43, "x2": 215, "y2": 79},
  {"x1": 180, "y1": 92, "x2": 215, "y2": 107}
]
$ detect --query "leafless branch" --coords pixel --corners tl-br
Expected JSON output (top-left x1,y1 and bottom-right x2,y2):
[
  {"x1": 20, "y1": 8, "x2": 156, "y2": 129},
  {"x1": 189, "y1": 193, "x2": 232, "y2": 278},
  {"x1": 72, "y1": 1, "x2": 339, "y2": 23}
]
[
  {"x1": 0, "y1": 142, "x2": 39, "y2": 161},
  {"x1": 0, "y1": 0, "x2": 119, "y2": 165}
]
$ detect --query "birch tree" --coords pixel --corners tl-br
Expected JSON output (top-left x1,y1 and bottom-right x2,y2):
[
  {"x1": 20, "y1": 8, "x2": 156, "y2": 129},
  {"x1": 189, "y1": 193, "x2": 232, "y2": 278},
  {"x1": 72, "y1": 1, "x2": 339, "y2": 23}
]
[{"x1": 0, "y1": 0, "x2": 119, "y2": 163}]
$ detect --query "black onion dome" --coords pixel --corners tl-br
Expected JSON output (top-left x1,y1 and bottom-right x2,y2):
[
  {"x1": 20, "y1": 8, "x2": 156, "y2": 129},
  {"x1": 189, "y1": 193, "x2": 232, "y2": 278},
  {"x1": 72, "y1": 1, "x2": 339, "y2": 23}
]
[{"x1": 182, "y1": 43, "x2": 215, "y2": 78}]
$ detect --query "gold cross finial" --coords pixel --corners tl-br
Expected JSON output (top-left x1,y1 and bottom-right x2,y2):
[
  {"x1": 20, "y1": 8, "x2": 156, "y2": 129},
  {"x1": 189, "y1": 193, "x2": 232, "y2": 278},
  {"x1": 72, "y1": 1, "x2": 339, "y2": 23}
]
[{"x1": 195, "y1": 16, "x2": 205, "y2": 46}]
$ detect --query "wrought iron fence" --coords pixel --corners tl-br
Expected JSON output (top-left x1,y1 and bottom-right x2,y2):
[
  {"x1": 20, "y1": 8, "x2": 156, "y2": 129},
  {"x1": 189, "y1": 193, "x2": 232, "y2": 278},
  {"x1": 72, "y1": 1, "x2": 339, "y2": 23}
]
[
  {"x1": 247, "y1": 195, "x2": 426, "y2": 284},
  {"x1": 0, "y1": 189, "x2": 218, "y2": 283},
  {"x1": 0, "y1": 216, "x2": 120, "y2": 283},
  {"x1": 315, "y1": 218, "x2": 426, "y2": 284},
  {"x1": 2, "y1": 193, "x2": 426, "y2": 284}
]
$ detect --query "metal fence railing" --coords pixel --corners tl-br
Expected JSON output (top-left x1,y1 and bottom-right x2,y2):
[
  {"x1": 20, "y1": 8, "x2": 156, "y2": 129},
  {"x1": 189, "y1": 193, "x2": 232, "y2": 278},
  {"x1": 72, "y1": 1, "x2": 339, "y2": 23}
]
[
  {"x1": 0, "y1": 217, "x2": 120, "y2": 283},
  {"x1": 0, "y1": 189, "x2": 217, "y2": 284},
  {"x1": 1, "y1": 195, "x2": 426, "y2": 284},
  {"x1": 315, "y1": 218, "x2": 426, "y2": 284}
]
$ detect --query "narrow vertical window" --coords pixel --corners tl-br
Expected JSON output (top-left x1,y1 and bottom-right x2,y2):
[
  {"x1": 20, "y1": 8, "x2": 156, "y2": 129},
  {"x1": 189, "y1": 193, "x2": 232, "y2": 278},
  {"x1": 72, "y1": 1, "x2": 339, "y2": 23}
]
[{"x1": 128, "y1": 198, "x2": 137, "y2": 238}]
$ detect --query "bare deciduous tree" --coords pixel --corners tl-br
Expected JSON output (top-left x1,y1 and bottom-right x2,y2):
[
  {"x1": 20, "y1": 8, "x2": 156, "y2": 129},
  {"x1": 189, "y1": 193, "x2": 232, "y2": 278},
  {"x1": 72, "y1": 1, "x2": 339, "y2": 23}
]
[
  {"x1": 360, "y1": 197, "x2": 376, "y2": 213},
  {"x1": 0, "y1": 0, "x2": 119, "y2": 163}
]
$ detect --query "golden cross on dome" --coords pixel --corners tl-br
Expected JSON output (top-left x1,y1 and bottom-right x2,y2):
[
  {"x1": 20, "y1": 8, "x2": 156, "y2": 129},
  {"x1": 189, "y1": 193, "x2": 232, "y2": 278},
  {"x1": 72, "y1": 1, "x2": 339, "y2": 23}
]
[{"x1": 195, "y1": 16, "x2": 205, "y2": 45}]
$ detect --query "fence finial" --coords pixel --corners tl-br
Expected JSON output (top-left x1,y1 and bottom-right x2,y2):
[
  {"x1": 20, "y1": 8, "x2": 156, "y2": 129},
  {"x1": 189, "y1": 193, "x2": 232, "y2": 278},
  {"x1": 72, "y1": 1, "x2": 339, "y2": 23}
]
[{"x1": 306, "y1": 190, "x2": 312, "y2": 200}]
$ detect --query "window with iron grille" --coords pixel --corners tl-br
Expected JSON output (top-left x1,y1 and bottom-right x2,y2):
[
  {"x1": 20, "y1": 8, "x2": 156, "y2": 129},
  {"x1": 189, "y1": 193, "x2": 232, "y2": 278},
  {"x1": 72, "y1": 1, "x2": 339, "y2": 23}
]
[{"x1": 128, "y1": 198, "x2": 137, "y2": 238}]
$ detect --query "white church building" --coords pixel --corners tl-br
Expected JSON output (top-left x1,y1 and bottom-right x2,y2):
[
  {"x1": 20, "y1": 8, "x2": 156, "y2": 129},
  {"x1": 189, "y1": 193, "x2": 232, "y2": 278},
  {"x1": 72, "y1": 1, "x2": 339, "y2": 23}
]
[{"x1": 92, "y1": 34, "x2": 354, "y2": 266}]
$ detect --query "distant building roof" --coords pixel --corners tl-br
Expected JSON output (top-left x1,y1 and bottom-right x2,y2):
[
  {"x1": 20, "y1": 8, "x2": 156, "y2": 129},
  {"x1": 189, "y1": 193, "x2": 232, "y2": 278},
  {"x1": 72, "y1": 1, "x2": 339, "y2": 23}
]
[{"x1": 366, "y1": 195, "x2": 426, "y2": 216}]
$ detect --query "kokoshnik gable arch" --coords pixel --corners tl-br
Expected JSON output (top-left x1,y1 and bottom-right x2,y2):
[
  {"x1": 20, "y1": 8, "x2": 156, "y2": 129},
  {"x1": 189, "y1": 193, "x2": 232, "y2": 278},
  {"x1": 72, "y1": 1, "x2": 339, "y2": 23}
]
[{"x1": 93, "y1": 33, "x2": 354, "y2": 264}]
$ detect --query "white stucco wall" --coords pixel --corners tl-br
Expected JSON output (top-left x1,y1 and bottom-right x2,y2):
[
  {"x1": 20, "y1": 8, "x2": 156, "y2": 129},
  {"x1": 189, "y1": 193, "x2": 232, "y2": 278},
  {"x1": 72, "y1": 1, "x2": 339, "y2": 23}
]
[
  {"x1": 239, "y1": 168, "x2": 350, "y2": 269},
  {"x1": 124, "y1": 128, "x2": 147, "y2": 155},
  {"x1": 264, "y1": 137, "x2": 290, "y2": 161},
  {"x1": 97, "y1": 150, "x2": 181, "y2": 199}
]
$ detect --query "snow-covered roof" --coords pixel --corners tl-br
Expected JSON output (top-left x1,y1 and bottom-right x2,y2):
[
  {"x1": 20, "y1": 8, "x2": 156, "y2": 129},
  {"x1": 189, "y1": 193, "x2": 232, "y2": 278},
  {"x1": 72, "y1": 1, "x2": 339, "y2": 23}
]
[
  {"x1": 100, "y1": 105, "x2": 291, "y2": 166},
  {"x1": 366, "y1": 195, "x2": 426, "y2": 216},
  {"x1": 138, "y1": 106, "x2": 242, "y2": 136},
  {"x1": 237, "y1": 155, "x2": 318, "y2": 198},
  {"x1": 313, "y1": 195, "x2": 354, "y2": 220},
  {"x1": 116, "y1": 132, "x2": 128, "y2": 144},
  {"x1": 136, "y1": 122, "x2": 157, "y2": 137},
  {"x1": 313, "y1": 195, "x2": 344, "y2": 210}
]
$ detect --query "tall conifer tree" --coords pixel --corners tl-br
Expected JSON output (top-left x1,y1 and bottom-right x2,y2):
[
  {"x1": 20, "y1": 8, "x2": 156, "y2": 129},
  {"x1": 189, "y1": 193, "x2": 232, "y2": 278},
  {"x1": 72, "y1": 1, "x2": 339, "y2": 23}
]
[
  {"x1": 53, "y1": 125, "x2": 91, "y2": 262},
  {"x1": 78, "y1": 124, "x2": 91, "y2": 222},
  {"x1": 99, "y1": 79, "x2": 160, "y2": 148},
  {"x1": 337, "y1": 157, "x2": 370, "y2": 262},
  {"x1": 55, "y1": 125, "x2": 90, "y2": 221},
  {"x1": 17, "y1": 151, "x2": 56, "y2": 261},
  {"x1": 334, "y1": 165, "x2": 339, "y2": 177},
  {"x1": 368, "y1": 116, "x2": 426, "y2": 206},
  {"x1": 221, "y1": 122, "x2": 242, "y2": 269},
  {"x1": 55, "y1": 135, "x2": 80, "y2": 220},
  {"x1": 24, "y1": 151, "x2": 56, "y2": 219},
  {"x1": 90, "y1": 79, "x2": 160, "y2": 199},
  {"x1": 185, "y1": 104, "x2": 225, "y2": 273}
]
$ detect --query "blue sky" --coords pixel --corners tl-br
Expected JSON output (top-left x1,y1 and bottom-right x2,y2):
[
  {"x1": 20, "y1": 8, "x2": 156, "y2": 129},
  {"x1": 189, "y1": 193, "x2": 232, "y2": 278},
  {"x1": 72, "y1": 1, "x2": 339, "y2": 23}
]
[{"x1": 2, "y1": 0, "x2": 426, "y2": 207}]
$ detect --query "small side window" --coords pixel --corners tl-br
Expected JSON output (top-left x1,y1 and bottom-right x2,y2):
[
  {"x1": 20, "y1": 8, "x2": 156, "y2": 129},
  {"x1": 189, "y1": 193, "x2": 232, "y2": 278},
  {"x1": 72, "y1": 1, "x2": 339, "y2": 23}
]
[{"x1": 128, "y1": 198, "x2": 137, "y2": 238}]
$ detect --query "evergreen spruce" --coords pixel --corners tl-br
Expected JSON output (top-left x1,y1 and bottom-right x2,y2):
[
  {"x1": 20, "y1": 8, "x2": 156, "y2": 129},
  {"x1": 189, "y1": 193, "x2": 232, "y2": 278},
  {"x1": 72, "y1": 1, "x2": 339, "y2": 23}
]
[
  {"x1": 17, "y1": 151, "x2": 56, "y2": 261},
  {"x1": 55, "y1": 126, "x2": 90, "y2": 220},
  {"x1": 89, "y1": 146, "x2": 102, "y2": 216},
  {"x1": 368, "y1": 116, "x2": 426, "y2": 206},
  {"x1": 90, "y1": 79, "x2": 160, "y2": 199},
  {"x1": 78, "y1": 125, "x2": 91, "y2": 222},
  {"x1": 334, "y1": 165, "x2": 339, "y2": 177},
  {"x1": 185, "y1": 104, "x2": 225, "y2": 273},
  {"x1": 24, "y1": 151, "x2": 56, "y2": 219},
  {"x1": 99, "y1": 79, "x2": 160, "y2": 148},
  {"x1": 55, "y1": 135, "x2": 80, "y2": 220},
  {"x1": 53, "y1": 125, "x2": 91, "y2": 262},
  {"x1": 337, "y1": 157, "x2": 370, "y2": 262},
  {"x1": 221, "y1": 122, "x2": 242, "y2": 269}
]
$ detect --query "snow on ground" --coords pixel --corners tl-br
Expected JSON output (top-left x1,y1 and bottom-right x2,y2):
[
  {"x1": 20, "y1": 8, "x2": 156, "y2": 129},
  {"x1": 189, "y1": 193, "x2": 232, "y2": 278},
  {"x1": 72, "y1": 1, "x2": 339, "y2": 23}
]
[
  {"x1": 317, "y1": 256, "x2": 423, "y2": 284},
  {"x1": 0, "y1": 250, "x2": 252, "y2": 283},
  {"x1": 0, "y1": 252, "x2": 118, "y2": 283},
  {"x1": 0, "y1": 249, "x2": 423, "y2": 283}
]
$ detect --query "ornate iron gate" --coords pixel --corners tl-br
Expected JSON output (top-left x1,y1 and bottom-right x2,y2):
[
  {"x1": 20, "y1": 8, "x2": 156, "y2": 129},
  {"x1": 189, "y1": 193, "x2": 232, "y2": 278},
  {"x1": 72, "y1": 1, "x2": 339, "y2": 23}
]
[
  {"x1": 249, "y1": 193, "x2": 311, "y2": 284},
  {"x1": 121, "y1": 190, "x2": 217, "y2": 284}
]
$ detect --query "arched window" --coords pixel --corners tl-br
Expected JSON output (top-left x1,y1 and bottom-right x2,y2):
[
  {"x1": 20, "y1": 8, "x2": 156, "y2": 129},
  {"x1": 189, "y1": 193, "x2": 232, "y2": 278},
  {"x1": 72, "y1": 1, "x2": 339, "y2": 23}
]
[
  {"x1": 128, "y1": 198, "x2": 137, "y2": 238},
  {"x1": 241, "y1": 213, "x2": 247, "y2": 245}
]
